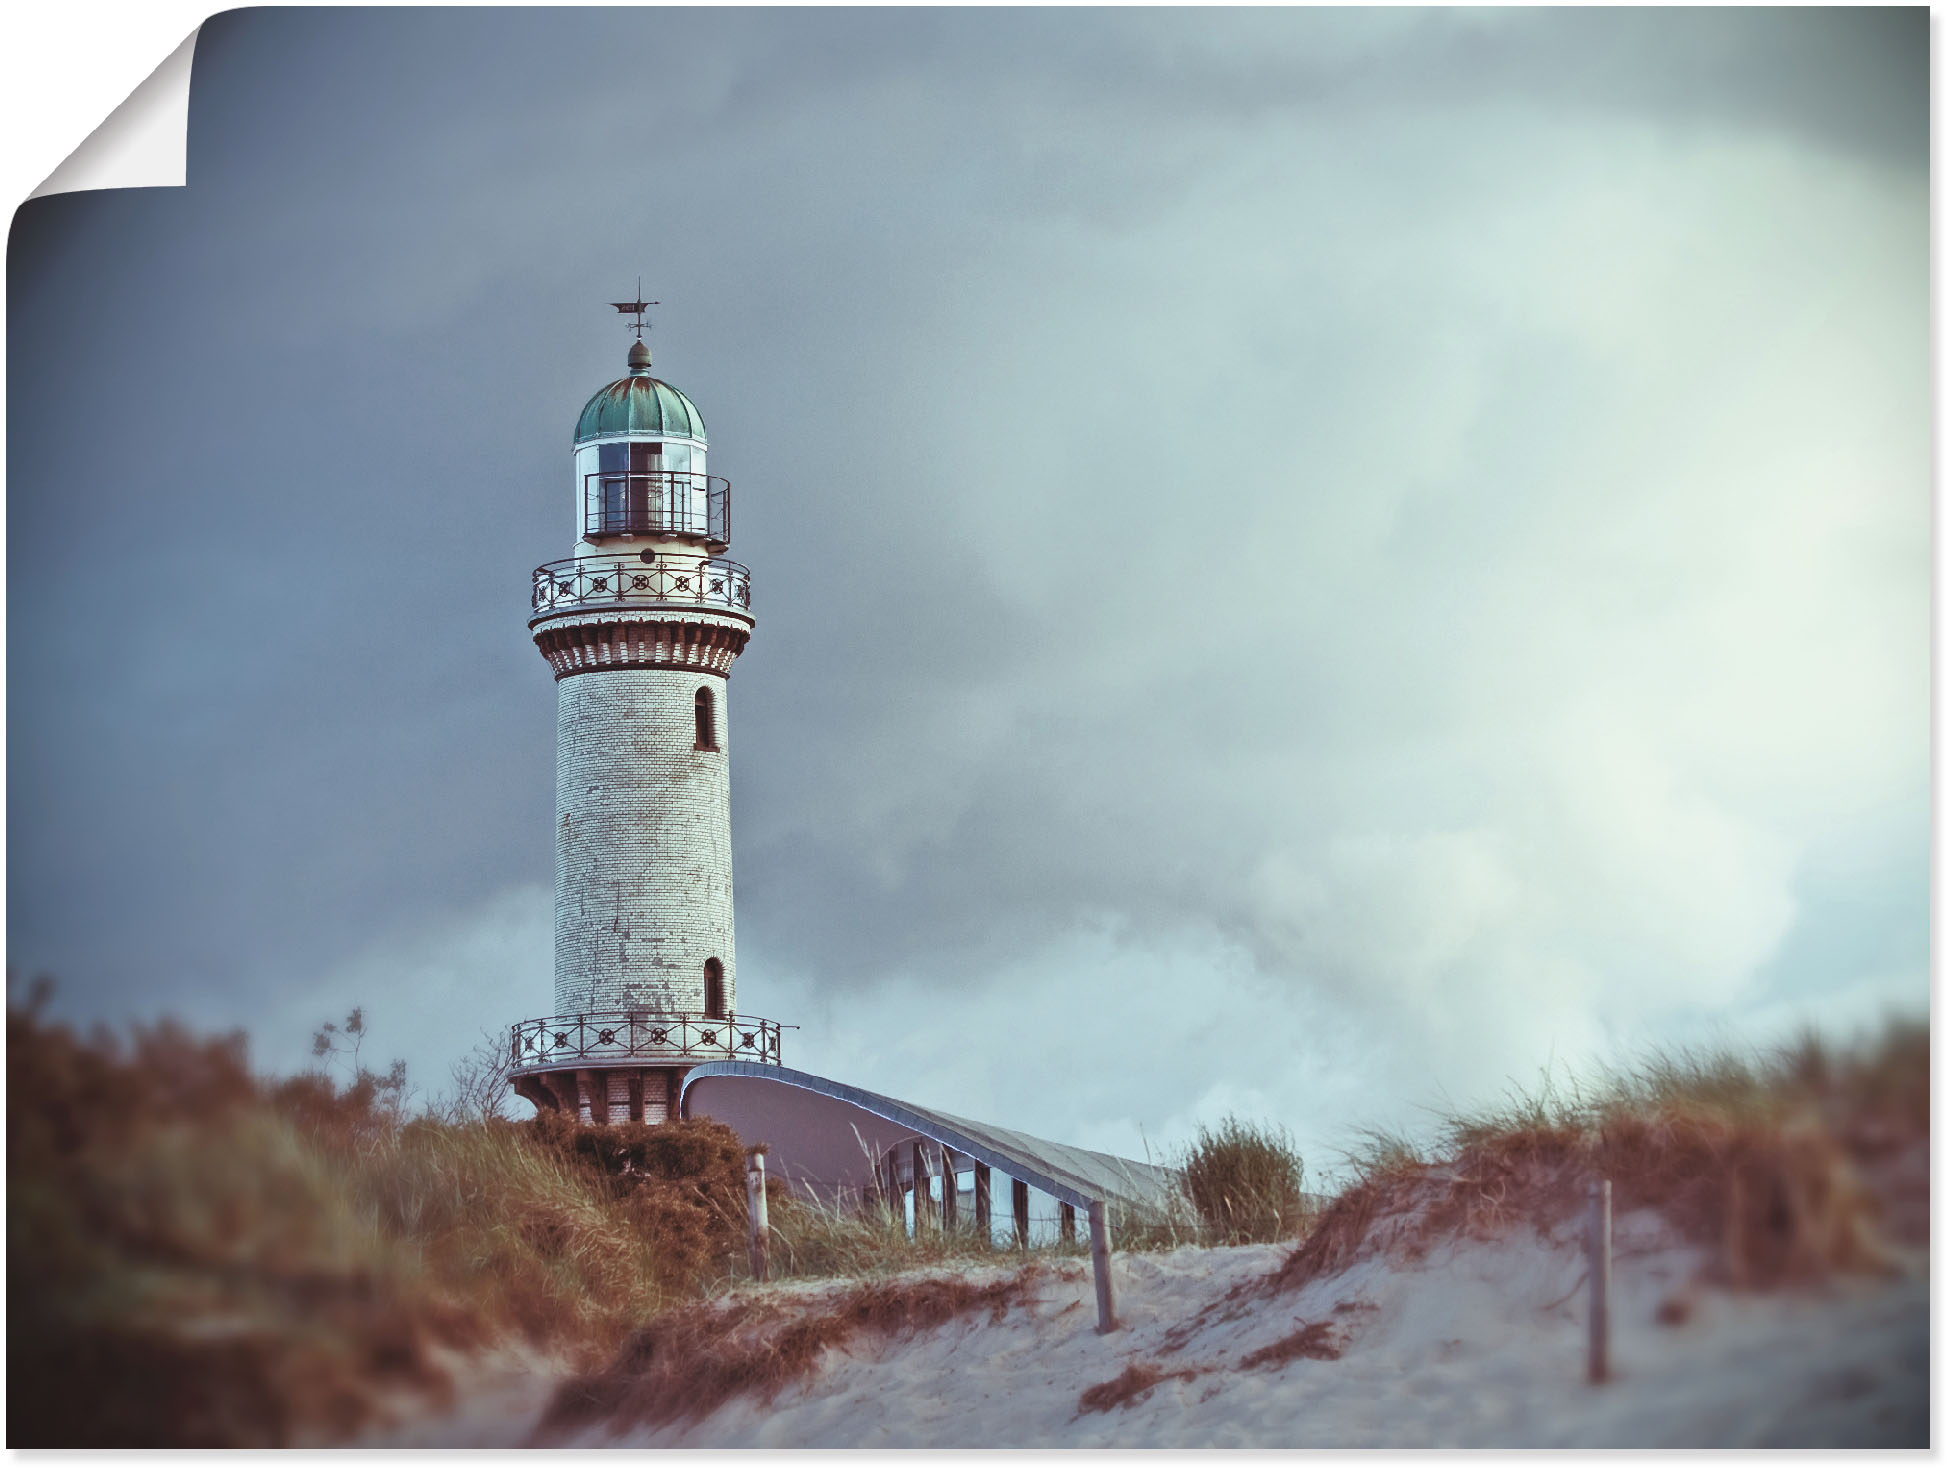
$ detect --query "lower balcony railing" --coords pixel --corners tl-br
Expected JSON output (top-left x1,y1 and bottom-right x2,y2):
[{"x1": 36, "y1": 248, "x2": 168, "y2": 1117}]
[{"x1": 510, "y1": 1010, "x2": 785, "y2": 1071}]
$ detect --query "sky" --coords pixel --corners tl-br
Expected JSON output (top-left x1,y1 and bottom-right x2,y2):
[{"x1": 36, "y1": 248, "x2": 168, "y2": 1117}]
[{"x1": 7, "y1": 8, "x2": 1928, "y2": 1175}]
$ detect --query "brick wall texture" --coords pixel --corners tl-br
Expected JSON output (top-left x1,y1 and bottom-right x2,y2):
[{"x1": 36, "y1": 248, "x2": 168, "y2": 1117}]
[{"x1": 553, "y1": 664, "x2": 737, "y2": 1016}]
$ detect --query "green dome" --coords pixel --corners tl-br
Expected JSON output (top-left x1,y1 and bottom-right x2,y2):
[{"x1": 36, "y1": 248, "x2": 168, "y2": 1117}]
[{"x1": 574, "y1": 361, "x2": 708, "y2": 445}]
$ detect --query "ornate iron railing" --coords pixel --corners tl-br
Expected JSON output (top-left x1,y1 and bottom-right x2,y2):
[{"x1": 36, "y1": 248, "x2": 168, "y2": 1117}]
[
  {"x1": 582, "y1": 470, "x2": 731, "y2": 544},
  {"x1": 532, "y1": 554, "x2": 752, "y2": 617},
  {"x1": 510, "y1": 1010, "x2": 786, "y2": 1071}
]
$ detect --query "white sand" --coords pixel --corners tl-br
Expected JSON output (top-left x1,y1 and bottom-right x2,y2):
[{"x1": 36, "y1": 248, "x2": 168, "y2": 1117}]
[
  {"x1": 585, "y1": 1215, "x2": 1925, "y2": 1450},
  {"x1": 365, "y1": 1218, "x2": 1926, "y2": 1449}
]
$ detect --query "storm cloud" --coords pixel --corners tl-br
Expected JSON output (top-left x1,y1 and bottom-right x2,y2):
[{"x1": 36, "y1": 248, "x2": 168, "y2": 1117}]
[{"x1": 8, "y1": 9, "x2": 1926, "y2": 1165}]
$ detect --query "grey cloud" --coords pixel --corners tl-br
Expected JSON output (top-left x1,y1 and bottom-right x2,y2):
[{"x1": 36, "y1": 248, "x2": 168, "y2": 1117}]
[{"x1": 8, "y1": 8, "x2": 1924, "y2": 1149}]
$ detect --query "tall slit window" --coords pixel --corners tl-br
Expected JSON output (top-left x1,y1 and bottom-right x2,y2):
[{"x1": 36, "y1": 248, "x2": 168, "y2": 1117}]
[
  {"x1": 704, "y1": 958, "x2": 726, "y2": 1019},
  {"x1": 694, "y1": 686, "x2": 718, "y2": 751}
]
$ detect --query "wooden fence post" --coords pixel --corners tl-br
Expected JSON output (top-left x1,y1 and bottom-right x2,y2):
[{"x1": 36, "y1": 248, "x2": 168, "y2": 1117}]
[
  {"x1": 974, "y1": 1163, "x2": 992, "y2": 1247},
  {"x1": 1059, "y1": 1202, "x2": 1076, "y2": 1244},
  {"x1": 1587, "y1": 1178, "x2": 1611, "y2": 1383},
  {"x1": 941, "y1": 1145, "x2": 958, "y2": 1231},
  {"x1": 746, "y1": 1146, "x2": 770, "y2": 1283},
  {"x1": 912, "y1": 1140, "x2": 929, "y2": 1235},
  {"x1": 1012, "y1": 1178, "x2": 1030, "y2": 1249},
  {"x1": 1089, "y1": 1200, "x2": 1116, "y2": 1333}
]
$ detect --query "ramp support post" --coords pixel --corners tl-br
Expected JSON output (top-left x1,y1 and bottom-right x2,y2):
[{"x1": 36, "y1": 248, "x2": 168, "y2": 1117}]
[
  {"x1": 1089, "y1": 1200, "x2": 1116, "y2": 1333},
  {"x1": 974, "y1": 1162, "x2": 992, "y2": 1246},
  {"x1": 745, "y1": 1146, "x2": 770, "y2": 1283},
  {"x1": 1587, "y1": 1178, "x2": 1611, "y2": 1383},
  {"x1": 912, "y1": 1140, "x2": 929, "y2": 1235}
]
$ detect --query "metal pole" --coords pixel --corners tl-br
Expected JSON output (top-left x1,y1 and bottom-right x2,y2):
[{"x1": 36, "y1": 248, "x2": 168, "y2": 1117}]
[
  {"x1": 1587, "y1": 1178, "x2": 1611, "y2": 1384},
  {"x1": 1089, "y1": 1200, "x2": 1117, "y2": 1334},
  {"x1": 746, "y1": 1147, "x2": 770, "y2": 1283}
]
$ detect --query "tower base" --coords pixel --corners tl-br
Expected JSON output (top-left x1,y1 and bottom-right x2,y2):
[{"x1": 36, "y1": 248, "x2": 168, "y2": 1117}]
[{"x1": 513, "y1": 1063, "x2": 692, "y2": 1126}]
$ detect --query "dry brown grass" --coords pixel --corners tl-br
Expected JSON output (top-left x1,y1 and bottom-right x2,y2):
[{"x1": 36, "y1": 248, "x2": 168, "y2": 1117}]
[
  {"x1": 1076, "y1": 1360, "x2": 1201, "y2": 1414},
  {"x1": 537, "y1": 1265, "x2": 1046, "y2": 1438},
  {"x1": 14, "y1": 990, "x2": 1921, "y2": 1444},
  {"x1": 6, "y1": 998, "x2": 749, "y2": 1447},
  {"x1": 1080, "y1": 1320, "x2": 1345, "y2": 1414},
  {"x1": 1179, "y1": 1116, "x2": 1312, "y2": 1245},
  {"x1": 763, "y1": 1192, "x2": 1017, "y2": 1279},
  {"x1": 1273, "y1": 1022, "x2": 1926, "y2": 1297},
  {"x1": 1237, "y1": 1320, "x2": 1344, "y2": 1368}
]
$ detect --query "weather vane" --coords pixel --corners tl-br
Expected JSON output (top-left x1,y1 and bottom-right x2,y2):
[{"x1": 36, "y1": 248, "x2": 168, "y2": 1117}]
[{"x1": 609, "y1": 277, "x2": 658, "y2": 341}]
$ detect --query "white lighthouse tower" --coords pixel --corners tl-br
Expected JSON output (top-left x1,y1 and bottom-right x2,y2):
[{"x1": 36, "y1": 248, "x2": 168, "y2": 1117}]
[{"x1": 510, "y1": 299, "x2": 784, "y2": 1124}]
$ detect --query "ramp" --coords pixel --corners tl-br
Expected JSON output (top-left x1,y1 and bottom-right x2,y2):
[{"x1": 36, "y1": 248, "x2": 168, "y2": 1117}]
[{"x1": 680, "y1": 1061, "x2": 1178, "y2": 1214}]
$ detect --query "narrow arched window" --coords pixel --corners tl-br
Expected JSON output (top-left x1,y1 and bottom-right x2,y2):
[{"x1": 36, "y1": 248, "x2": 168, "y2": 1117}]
[
  {"x1": 704, "y1": 958, "x2": 726, "y2": 1019},
  {"x1": 694, "y1": 685, "x2": 718, "y2": 751}
]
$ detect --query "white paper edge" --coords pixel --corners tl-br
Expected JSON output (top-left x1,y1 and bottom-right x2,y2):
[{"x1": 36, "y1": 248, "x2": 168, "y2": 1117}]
[{"x1": 29, "y1": 27, "x2": 199, "y2": 199}]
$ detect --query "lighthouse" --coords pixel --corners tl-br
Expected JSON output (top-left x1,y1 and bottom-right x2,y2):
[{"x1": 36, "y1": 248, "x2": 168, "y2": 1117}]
[
  {"x1": 502, "y1": 308, "x2": 1173, "y2": 1313},
  {"x1": 510, "y1": 299, "x2": 784, "y2": 1124}
]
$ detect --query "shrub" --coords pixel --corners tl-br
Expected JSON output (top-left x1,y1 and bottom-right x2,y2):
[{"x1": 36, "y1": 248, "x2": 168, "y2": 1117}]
[
  {"x1": 1180, "y1": 1116, "x2": 1309, "y2": 1245},
  {"x1": 528, "y1": 1112, "x2": 753, "y2": 1290}
]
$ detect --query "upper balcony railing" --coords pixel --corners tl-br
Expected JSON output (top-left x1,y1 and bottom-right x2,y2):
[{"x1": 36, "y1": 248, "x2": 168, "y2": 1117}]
[
  {"x1": 583, "y1": 470, "x2": 730, "y2": 545},
  {"x1": 532, "y1": 554, "x2": 752, "y2": 617},
  {"x1": 509, "y1": 1010, "x2": 787, "y2": 1073}
]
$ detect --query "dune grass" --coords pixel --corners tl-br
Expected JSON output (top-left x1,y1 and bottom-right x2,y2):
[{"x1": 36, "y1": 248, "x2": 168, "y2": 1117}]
[
  {"x1": 6, "y1": 1000, "x2": 748, "y2": 1447},
  {"x1": 1279, "y1": 1021, "x2": 1926, "y2": 1295},
  {"x1": 6, "y1": 995, "x2": 1104, "y2": 1445},
  {"x1": 1178, "y1": 1115, "x2": 1311, "y2": 1245},
  {"x1": 764, "y1": 1193, "x2": 1029, "y2": 1279},
  {"x1": 10, "y1": 989, "x2": 1924, "y2": 1445}
]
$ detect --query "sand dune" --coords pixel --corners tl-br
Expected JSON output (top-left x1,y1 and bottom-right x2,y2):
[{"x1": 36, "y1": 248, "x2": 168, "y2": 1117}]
[{"x1": 369, "y1": 1216, "x2": 1924, "y2": 1450}]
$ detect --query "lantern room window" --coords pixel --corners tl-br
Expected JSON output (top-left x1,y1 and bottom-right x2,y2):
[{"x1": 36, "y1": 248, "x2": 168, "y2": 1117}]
[{"x1": 585, "y1": 442, "x2": 703, "y2": 537}]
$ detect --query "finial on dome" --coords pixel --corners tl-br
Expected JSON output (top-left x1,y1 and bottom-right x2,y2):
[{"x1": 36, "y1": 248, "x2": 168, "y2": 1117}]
[{"x1": 610, "y1": 280, "x2": 659, "y2": 374}]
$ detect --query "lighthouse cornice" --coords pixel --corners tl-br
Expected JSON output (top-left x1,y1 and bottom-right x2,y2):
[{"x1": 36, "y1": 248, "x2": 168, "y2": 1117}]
[{"x1": 531, "y1": 610, "x2": 751, "y2": 681}]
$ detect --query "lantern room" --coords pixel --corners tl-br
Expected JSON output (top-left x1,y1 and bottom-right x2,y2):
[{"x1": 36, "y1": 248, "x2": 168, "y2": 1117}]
[{"x1": 571, "y1": 338, "x2": 729, "y2": 551}]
